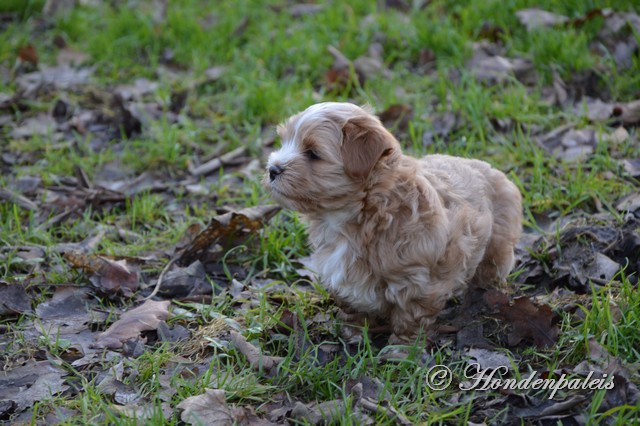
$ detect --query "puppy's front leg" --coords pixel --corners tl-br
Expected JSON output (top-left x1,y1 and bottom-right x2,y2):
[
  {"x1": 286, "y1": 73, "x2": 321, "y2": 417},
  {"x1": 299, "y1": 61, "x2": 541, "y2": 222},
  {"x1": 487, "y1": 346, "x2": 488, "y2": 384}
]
[{"x1": 387, "y1": 284, "x2": 449, "y2": 344}]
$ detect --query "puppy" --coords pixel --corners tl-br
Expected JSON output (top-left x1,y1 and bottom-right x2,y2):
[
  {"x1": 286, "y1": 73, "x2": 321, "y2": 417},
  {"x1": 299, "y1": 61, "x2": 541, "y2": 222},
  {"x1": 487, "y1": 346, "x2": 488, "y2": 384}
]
[{"x1": 264, "y1": 102, "x2": 522, "y2": 342}]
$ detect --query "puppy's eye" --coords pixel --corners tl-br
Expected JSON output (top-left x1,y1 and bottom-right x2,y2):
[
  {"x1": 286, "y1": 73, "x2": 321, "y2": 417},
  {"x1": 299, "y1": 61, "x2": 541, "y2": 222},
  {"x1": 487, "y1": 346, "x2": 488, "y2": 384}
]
[{"x1": 305, "y1": 150, "x2": 321, "y2": 161}]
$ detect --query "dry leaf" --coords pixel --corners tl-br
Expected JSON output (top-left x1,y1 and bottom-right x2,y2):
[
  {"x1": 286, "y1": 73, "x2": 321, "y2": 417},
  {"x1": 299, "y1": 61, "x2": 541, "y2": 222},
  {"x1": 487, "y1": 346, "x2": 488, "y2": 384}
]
[
  {"x1": 469, "y1": 54, "x2": 536, "y2": 84},
  {"x1": 619, "y1": 99, "x2": 640, "y2": 125},
  {"x1": 203, "y1": 66, "x2": 226, "y2": 83},
  {"x1": 18, "y1": 45, "x2": 39, "y2": 66},
  {"x1": 465, "y1": 348, "x2": 513, "y2": 370},
  {"x1": 513, "y1": 395, "x2": 587, "y2": 419},
  {"x1": 9, "y1": 113, "x2": 57, "y2": 140},
  {"x1": 575, "y1": 98, "x2": 640, "y2": 126},
  {"x1": 485, "y1": 292, "x2": 559, "y2": 347},
  {"x1": 56, "y1": 47, "x2": 89, "y2": 67},
  {"x1": 177, "y1": 389, "x2": 234, "y2": 426},
  {"x1": 64, "y1": 251, "x2": 139, "y2": 296},
  {"x1": 43, "y1": 0, "x2": 76, "y2": 17},
  {"x1": 0, "y1": 282, "x2": 31, "y2": 316},
  {"x1": 114, "y1": 78, "x2": 159, "y2": 101},
  {"x1": 0, "y1": 361, "x2": 69, "y2": 413},
  {"x1": 381, "y1": 0, "x2": 411, "y2": 12},
  {"x1": 153, "y1": 260, "x2": 211, "y2": 298},
  {"x1": 377, "y1": 104, "x2": 413, "y2": 130},
  {"x1": 326, "y1": 43, "x2": 391, "y2": 91},
  {"x1": 621, "y1": 159, "x2": 640, "y2": 178},
  {"x1": 92, "y1": 300, "x2": 170, "y2": 349},
  {"x1": 290, "y1": 400, "x2": 347, "y2": 425},
  {"x1": 422, "y1": 111, "x2": 458, "y2": 145},
  {"x1": 515, "y1": 9, "x2": 568, "y2": 31},
  {"x1": 16, "y1": 66, "x2": 92, "y2": 95},
  {"x1": 536, "y1": 125, "x2": 596, "y2": 162},
  {"x1": 289, "y1": 4, "x2": 324, "y2": 18},
  {"x1": 177, "y1": 205, "x2": 280, "y2": 266},
  {"x1": 34, "y1": 287, "x2": 105, "y2": 342}
]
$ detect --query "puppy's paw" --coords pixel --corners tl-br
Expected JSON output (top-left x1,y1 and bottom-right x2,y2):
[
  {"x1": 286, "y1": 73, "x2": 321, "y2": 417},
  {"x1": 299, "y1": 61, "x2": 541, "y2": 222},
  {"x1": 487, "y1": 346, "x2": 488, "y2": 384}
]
[{"x1": 388, "y1": 333, "x2": 413, "y2": 345}]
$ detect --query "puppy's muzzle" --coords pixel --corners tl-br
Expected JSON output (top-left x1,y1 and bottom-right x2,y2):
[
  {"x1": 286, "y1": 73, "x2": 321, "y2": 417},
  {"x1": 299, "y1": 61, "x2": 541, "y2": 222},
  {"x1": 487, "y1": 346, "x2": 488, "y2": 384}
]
[{"x1": 269, "y1": 165, "x2": 284, "y2": 181}]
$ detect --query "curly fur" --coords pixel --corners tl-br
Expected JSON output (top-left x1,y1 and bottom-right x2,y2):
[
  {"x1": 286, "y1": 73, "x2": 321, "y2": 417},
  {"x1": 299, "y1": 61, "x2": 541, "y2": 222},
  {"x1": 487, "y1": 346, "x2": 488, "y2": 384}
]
[{"x1": 264, "y1": 102, "x2": 522, "y2": 342}]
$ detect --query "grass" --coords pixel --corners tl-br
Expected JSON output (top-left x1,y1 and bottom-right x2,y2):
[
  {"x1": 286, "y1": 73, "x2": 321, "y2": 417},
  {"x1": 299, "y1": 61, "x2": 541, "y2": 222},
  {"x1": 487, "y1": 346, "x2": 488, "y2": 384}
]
[{"x1": 1, "y1": 0, "x2": 640, "y2": 424}]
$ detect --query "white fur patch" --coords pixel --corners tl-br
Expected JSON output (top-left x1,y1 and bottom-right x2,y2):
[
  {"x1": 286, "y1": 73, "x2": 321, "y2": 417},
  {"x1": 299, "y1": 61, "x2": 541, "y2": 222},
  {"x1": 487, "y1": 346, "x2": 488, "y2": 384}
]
[
  {"x1": 267, "y1": 140, "x2": 298, "y2": 168},
  {"x1": 317, "y1": 240, "x2": 348, "y2": 290},
  {"x1": 321, "y1": 210, "x2": 353, "y2": 231}
]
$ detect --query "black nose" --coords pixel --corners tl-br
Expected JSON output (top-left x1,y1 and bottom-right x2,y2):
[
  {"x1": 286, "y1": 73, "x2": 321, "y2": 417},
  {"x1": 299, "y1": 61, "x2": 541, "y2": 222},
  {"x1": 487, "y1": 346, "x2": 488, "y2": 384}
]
[{"x1": 269, "y1": 165, "x2": 284, "y2": 181}]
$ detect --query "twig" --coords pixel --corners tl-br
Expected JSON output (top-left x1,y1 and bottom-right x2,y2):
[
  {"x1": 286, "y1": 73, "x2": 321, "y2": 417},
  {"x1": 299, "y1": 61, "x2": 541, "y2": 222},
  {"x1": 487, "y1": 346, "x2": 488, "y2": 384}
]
[
  {"x1": 143, "y1": 257, "x2": 178, "y2": 300},
  {"x1": 0, "y1": 188, "x2": 38, "y2": 211},
  {"x1": 229, "y1": 330, "x2": 284, "y2": 371},
  {"x1": 188, "y1": 146, "x2": 247, "y2": 177},
  {"x1": 38, "y1": 206, "x2": 80, "y2": 231}
]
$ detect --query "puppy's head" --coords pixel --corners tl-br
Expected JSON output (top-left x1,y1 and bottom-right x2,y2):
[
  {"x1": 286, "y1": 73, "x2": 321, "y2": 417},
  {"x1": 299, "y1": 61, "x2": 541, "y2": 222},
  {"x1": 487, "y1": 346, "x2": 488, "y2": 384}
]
[{"x1": 264, "y1": 102, "x2": 401, "y2": 213}]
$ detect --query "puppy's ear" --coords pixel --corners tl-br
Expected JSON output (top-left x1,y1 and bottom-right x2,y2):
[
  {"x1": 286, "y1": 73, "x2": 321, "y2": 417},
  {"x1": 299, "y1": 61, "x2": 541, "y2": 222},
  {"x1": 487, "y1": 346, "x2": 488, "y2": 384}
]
[{"x1": 341, "y1": 116, "x2": 398, "y2": 180}]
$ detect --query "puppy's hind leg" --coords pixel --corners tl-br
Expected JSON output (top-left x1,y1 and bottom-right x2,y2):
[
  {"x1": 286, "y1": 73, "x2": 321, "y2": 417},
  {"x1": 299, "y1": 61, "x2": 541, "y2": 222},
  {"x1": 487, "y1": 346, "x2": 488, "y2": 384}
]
[
  {"x1": 387, "y1": 293, "x2": 448, "y2": 344},
  {"x1": 473, "y1": 178, "x2": 522, "y2": 289}
]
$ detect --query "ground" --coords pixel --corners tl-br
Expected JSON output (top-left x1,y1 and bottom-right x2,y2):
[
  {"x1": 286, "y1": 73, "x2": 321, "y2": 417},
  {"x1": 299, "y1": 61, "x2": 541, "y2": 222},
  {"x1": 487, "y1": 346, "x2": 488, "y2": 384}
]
[{"x1": 0, "y1": 0, "x2": 639, "y2": 424}]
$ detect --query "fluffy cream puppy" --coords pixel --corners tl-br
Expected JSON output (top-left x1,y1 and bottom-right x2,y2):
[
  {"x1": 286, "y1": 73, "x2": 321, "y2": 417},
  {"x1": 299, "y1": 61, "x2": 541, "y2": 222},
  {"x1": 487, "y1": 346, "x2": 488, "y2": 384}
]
[{"x1": 264, "y1": 102, "x2": 522, "y2": 342}]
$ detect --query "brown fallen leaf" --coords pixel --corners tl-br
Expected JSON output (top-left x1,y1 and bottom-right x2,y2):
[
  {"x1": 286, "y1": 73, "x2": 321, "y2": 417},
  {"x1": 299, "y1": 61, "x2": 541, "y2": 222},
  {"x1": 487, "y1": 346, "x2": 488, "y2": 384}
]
[
  {"x1": 8, "y1": 113, "x2": 57, "y2": 140},
  {"x1": 289, "y1": 3, "x2": 324, "y2": 18},
  {"x1": 485, "y1": 292, "x2": 559, "y2": 348},
  {"x1": 353, "y1": 43, "x2": 392, "y2": 81},
  {"x1": 326, "y1": 43, "x2": 391, "y2": 91},
  {"x1": 16, "y1": 66, "x2": 92, "y2": 97},
  {"x1": 619, "y1": 99, "x2": 640, "y2": 125},
  {"x1": 567, "y1": 8, "x2": 611, "y2": 29},
  {"x1": 177, "y1": 388, "x2": 234, "y2": 426},
  {"x1": 34, "y1": 287, "x2": 106, "y2": 340},
  {"x1": 56, "y1": 47, "x2": 88, "y2": 67},
  {"x1": 621, "y1": 159, "x2": 640, "y2": 178},
  {"x1": 203, "y1": 65, "x2": 226, "y2": 84},
  {"x1": 595, "y1": 11, "x2": 640, "y2": 70},
  {"x1": 43, "y1": 0, "x2": 76, "y2": 17},
  {"x1": 377, "y1": 104, "x2": 413, "y2": 130},
  {"x1": 0, "y1": 92, "x2": 14, "y2": 109},
  {"x1": 326, "y1": 45, "x2": 359, "y2": 90},
  {"x1": 64, "y1": 251, "x2": 139, "y2": 296},
  {"x1": 229, "y1": 331, "x2": 284, "y2": 372},
  {"x1": 469, "y1": 54, "x2": 536, "y2": 85},
  {"x1": 515, "y1": 9, "x2": 568, "y2": 31},
  {"x1": 512, "y1": 395, "x2": 587, "y2": 419},
  {"x1": 380, "y1": 0, "x2": 410, "y2": 12},
  {"x1": 17, "y1": 375, "x2": 68, "y2": 413},
  {"x1": 151, "y1": 260, "x2": 211, "y2": 299},
  {"x1": 602, "y1": 126, "x2": 631, "y2": 148},
  {"x1": 535, "y1": 125, "x2": 596, "y2": 162},
  {"x1": 290, "y1": 400, "x2": 347, "y2": 425},
  {"x1": 477, "y1": 22, "x2": 506, "y2": 43},
  {"x1": 349, "y1": 381, "x2": 411, "y2": 425},
  {"x1": 422, "y1": 111, "x2": 458, "y2": 146},
  {"x1": 464, "y1": 348, "x2": 513, "y2": 371},
  {"x1": 0, "y1": 281, "x2": 32, "y2": 316},
  {"x1": 114, "y1": 78, "x2": 159, "y2": 101},
  {"x1": 177, "y1": 205, "x2": 280, "y2": 266},
  {"x1": 575, "y1": 97, "x2": 640, "y2": 126},
  {"x1": 417, "y1": 47, "x2": 436, "y2": 71},
  {"x1": 92, "y1": 300, "x2": 170, "y2": 349},
  {"x1": 18, "y1": 44, "x2": 38, "y2": 66}
]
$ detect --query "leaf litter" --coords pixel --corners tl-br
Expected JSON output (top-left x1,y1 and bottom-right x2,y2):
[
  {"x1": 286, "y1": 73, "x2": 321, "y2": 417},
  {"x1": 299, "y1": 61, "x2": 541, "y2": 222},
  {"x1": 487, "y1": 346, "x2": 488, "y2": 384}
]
[{"x1": 1, "y1": 3, "x2": 640, "y2": 425}]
